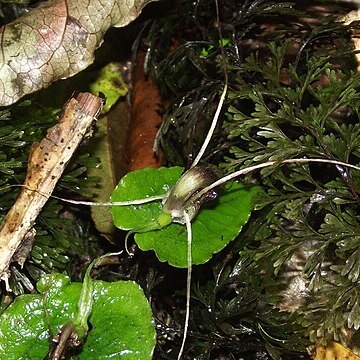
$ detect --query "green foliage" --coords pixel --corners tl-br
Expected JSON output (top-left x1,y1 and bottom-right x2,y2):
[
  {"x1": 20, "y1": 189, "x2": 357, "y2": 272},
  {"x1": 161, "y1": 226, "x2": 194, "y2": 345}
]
[
  {"x1": 147, "y1": 0, "x2": 311, "y2": 165},
  {"x1": 111, "y1": 167, "x2": 182, "y2": 230},
  {"x1": 111, "y1": 166, "x2": 259, "y2": 267},
  {"x1": 220, "y1": 41, "x2": 360, "y2": 343},
  {"x1": 0, "y1": 0, "x2": 358, "y2": 359},
  {"x1": 146, "y1": 0, "x2": 359, "y2": 357},
  {"x1": 0, "y1": 272, "x2": 155, "y2": 359},
  {"x1": 187, "y1": 257, "x2": 309, "y2": 358}
]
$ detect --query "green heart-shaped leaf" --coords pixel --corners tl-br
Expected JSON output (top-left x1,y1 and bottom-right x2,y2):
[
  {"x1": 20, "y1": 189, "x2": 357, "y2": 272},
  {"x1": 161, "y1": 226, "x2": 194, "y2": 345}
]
[
  {"x1": 0, "y1": 274, "x2": 155, "y2": 360},
  {"x1": 111, "y1": 167, "x2": 183, "y2": 230},
  {"x1": 111, "y1": 167, "x2": 259, "y2": 267}
]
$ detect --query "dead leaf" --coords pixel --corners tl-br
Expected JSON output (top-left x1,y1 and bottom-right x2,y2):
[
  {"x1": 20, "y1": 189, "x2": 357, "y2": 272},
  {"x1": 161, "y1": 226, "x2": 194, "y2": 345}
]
[
  {"x1": 0, "y1": 92, "x2": 103, "y2": 287},
  {"x1": 0, "y1": 0, "x2": 158, "y2": 106},
  {"x1": 88, "y1": 100, "x2": 130, "y2": 237},
  {"x1": 127, "y1": 51, "x2": 163, "y2": 170},
  {"x1": 315, "y1": 341, "x2": 360, "y2": 360},
  {"x1": 86, "y1": 62, "x2": 130, "y2": 237}
]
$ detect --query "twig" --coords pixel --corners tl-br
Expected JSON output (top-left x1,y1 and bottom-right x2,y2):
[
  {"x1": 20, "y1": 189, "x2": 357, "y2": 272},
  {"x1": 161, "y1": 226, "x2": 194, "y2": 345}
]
[{"x1": 0, "y1": 92, "x2": 103, "y2": 288}]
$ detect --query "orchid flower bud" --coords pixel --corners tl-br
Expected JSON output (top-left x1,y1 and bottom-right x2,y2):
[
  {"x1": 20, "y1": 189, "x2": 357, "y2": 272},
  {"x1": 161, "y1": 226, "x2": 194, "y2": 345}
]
[{"x1": 162, "y1": 165, "x2": 220, "y2": 224}]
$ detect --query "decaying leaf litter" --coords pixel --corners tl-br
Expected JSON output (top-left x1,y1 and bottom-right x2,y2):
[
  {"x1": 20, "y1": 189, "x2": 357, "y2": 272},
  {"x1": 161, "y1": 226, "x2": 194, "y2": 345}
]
[
  {"x1": 0, "y1": 0, "x2": 159, "y2": 106},
  {"x1": 1, "y1": 0, "x2": 360, "y2": 359}
]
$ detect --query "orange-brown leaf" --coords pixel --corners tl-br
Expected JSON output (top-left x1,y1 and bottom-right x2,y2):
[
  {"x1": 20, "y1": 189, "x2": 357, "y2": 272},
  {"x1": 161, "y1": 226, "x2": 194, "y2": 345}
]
[{"x1": 127, "y1": 51, "x2": 163, "y2": 170}]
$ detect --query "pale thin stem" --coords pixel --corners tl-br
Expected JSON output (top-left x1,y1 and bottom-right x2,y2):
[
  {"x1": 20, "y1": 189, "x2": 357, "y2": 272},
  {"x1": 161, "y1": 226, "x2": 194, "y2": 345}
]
[
  {"x1": 191, "y1": 0, "x2": 228, "y2": 169},
  {"x1": 53, "y1": 194, "x2": 166, "y2": 206},
  {"x1": 190, "y1": 80, "x2": 228, "y2": 168},
  {"x1": 177, "y1": 210, "x2": 192, "y2": 360},
  {"x1": 20, "y1": 188, "x2": 166, "y2": 207},
  {"x1": 193, "y1": 158, "x2": 360, "y2": 202},
  {"x1": 124, "y1": 231, "x2": 134, "y2": 256}
]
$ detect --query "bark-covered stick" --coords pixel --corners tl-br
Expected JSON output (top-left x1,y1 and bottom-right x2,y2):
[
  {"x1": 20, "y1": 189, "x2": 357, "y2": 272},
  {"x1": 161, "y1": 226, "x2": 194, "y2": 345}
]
[{"x1": 0, "y1": 92, "x2": 103, "y2": 287}]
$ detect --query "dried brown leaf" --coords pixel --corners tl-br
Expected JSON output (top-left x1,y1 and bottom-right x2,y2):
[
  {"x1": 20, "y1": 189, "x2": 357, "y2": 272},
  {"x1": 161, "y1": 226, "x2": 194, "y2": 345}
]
[
  {"x1": 315, "y1": 341, "x2": 360, "y2": 360},
  {"x1": 0, "y1": 0, "x2": 157, "y2": 106},
  {"x1": 127, "y1": 51, "x2": 163, "y2": 170}
]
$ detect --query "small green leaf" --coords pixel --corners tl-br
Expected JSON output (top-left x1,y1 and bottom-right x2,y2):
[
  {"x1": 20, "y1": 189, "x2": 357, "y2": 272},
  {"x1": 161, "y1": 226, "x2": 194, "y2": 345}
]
[
  {"x1": 111, "y1": 167, "x2": 259, "y2": 267},
  {"x1": 90, "y1": 62, "x2": 128, "y2": 113},
  {"x1": 0, "y1": 273, "x2": 155, "y2": 360},
  {"x1": 111, "y1": 167, "x2": 183, "y2": 230},
  {"x1": 0, "y1": 294, "x2": 47, "y2": 359},
  {"x1": 77, "y1": 280, "x2": 155, "y2": 359}
]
